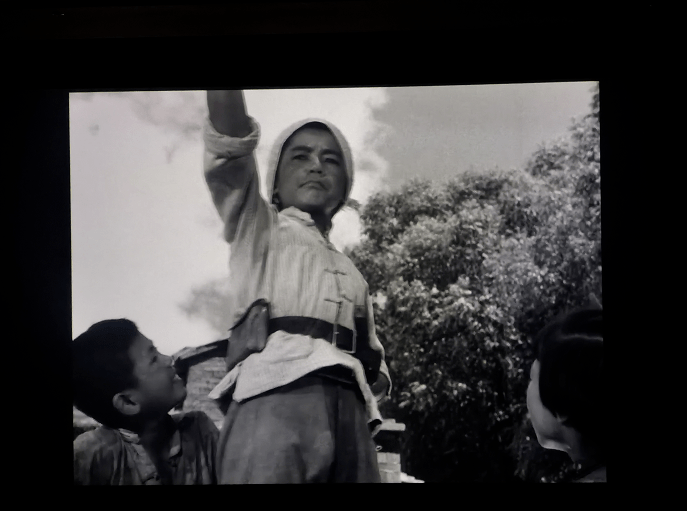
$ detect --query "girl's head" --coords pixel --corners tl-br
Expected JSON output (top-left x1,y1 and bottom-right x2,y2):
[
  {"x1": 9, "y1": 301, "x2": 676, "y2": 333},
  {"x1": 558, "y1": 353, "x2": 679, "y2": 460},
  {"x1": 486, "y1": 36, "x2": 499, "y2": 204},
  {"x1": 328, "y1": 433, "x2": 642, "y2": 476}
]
[
  {"x1": 526, "y1": 304, "x2": 604, "y2": 463},
  {"x1": 267, "y1": 120, "x2": 354, "y2": 232}
]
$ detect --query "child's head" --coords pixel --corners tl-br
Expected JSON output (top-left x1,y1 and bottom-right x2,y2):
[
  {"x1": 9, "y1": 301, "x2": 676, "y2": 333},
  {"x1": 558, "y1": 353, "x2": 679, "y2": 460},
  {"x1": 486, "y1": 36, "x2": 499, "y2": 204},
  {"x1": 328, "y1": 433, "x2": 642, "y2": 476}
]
[
  {"x1": 268, "y1": 120, "x2": 354, "y2": 226},
  {"x1": 526, "y1": 305, "x2": 604, "y2": 463},
  {"x1": 73, "y1": 319, "x2": 187, "y2": 430}
]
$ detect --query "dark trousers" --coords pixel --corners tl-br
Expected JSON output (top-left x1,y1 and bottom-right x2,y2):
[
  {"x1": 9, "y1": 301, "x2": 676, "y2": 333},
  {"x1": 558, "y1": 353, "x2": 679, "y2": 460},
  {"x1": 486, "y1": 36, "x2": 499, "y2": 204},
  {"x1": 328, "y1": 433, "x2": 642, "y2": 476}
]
[{"x1": 216, "y1": 374, "x2": 382, "y2": 483}]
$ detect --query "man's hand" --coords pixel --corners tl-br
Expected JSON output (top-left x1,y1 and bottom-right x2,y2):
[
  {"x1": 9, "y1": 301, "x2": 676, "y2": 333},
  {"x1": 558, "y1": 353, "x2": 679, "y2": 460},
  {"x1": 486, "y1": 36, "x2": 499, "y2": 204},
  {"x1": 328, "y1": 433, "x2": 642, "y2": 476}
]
[
  {"x1": 207, "y1": 90, "x2": 253, "y2": 138},
  {"x1": 370, "y1": 372, "x2": 390, "y2": 398}
]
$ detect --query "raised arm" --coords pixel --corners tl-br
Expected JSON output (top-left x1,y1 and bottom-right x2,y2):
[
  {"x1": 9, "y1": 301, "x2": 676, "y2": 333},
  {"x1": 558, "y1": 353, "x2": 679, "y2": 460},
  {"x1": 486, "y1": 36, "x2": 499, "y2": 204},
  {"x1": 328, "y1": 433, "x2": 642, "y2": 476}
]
[
  {"x1": 207, "y1": 90, "x2": 252, "y2": 138},
  {"x1": 203, "y1": 90, "x2": 273, "y2": 246}
]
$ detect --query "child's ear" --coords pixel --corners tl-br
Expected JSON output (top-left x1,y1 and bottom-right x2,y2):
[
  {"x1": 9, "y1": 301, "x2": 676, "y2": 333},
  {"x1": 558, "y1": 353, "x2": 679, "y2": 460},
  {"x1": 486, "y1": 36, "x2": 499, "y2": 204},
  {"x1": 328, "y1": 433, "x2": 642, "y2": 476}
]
[{"x1": 113, "y1": 391, "x2": 141, "y2": 416}]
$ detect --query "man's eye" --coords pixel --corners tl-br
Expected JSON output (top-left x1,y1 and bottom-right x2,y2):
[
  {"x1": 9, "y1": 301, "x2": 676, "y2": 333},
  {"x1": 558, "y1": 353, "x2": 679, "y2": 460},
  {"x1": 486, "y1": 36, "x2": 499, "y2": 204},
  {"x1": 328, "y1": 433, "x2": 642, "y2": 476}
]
[
  {"x1": 325, "y1": 158, "x2": 340, "y2": 165},
  {"x1": 294, "y1": 154, "x2": 307, "y2": 160}
]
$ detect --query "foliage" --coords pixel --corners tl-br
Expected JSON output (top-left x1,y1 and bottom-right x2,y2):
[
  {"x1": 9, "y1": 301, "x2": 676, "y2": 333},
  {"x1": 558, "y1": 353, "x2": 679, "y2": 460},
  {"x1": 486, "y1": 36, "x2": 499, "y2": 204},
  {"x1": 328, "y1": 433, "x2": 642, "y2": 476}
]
[{"x1": 349, "y1": 83, "x2": 600, "y2": 482}]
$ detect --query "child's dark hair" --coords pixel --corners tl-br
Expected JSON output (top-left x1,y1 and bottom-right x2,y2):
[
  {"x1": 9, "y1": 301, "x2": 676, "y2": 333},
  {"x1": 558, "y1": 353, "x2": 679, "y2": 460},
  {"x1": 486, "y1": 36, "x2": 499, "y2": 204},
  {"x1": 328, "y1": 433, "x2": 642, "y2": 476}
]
[
  {"x1": 533, "y1": 304, "x2": 604, "y2": 460},
  {"x1": 72, "y1": 319, "x2": 141, "y2": 429}
]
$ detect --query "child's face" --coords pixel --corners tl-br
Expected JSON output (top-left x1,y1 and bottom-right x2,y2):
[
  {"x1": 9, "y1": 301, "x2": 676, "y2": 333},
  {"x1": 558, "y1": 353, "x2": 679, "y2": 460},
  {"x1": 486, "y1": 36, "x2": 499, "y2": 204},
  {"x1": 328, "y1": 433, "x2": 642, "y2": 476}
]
[
  {"x1": 126, "y1": 333, "x2": 187, "y2": 419},
  {"x1": 526, "y1": 360, "x2": 566, "y2": 451},
  {"x1": 274, "y1": 127, "x2": 347, "y2": 219}
]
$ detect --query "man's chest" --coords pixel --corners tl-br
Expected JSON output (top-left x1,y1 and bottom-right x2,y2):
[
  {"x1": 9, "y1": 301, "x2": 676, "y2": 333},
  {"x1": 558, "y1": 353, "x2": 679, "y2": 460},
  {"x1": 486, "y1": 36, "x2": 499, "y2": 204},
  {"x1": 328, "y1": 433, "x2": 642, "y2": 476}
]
[{"x1": 268, "y1": 224, "x2": 368, "y2": 314}]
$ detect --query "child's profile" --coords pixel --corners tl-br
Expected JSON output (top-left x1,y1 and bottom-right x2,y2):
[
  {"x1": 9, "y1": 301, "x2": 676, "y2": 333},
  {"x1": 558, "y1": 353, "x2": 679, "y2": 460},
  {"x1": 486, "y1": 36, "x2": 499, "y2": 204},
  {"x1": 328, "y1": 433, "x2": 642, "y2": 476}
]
[{"x1": 73, "y1": 318, "x2": 219, "y2": 485}]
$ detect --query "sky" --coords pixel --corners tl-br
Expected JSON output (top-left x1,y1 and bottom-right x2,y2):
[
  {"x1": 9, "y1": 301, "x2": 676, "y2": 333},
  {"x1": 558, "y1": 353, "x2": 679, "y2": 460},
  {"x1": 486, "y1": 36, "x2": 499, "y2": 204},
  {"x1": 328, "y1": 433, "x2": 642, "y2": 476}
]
[{"x1": 70, "y1": 83, "x2": 595, "y2": 356}]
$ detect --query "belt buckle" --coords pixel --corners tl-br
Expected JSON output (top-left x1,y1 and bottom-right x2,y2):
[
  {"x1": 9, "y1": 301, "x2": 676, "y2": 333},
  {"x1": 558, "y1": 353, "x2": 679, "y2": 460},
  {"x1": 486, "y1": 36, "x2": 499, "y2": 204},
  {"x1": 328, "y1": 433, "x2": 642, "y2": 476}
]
[{"x1": 332, "y1": 323, "x2": 356, "y2": 354}]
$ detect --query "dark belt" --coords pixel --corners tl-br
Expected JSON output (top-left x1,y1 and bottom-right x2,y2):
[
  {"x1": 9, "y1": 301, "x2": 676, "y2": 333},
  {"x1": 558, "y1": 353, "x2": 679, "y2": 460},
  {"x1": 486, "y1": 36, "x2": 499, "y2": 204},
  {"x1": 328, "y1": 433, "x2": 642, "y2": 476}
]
[
  {"x1": 268, "y1": 316, "x2": 381, "y2": 384},
  {"x1": 268, "y1": 317, "x2": 355, "y2": 353}
]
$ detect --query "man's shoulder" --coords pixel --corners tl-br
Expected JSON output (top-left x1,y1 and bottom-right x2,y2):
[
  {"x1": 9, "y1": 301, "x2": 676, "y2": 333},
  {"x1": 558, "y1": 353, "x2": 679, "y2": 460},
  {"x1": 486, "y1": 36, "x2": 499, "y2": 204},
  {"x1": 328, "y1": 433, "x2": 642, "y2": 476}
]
[{"x1": 73, "y1": 426, "x2": 121, "y2": 457}]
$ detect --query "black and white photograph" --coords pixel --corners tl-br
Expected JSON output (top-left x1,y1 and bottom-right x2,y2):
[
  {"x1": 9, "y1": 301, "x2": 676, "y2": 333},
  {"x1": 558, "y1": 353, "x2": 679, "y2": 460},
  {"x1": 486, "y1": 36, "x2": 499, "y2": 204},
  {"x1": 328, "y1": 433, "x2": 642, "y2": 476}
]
[{"x1": 70, "y1": 82, "x2": 603, "y2": 484}]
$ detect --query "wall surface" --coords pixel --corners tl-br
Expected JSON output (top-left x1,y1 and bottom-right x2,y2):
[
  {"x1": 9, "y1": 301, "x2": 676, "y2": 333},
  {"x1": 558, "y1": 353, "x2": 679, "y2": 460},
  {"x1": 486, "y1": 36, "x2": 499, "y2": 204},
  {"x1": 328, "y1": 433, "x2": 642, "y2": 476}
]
[{"x1": 182, "y1": 356, "x2": 226, "y2": 429}]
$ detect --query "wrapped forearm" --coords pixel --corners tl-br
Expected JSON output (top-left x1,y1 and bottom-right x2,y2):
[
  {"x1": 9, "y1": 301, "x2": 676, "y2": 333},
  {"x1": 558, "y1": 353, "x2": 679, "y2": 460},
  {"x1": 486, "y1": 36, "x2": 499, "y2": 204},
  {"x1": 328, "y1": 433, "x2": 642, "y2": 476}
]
[
  {"x1": 207, "y1": 90, "x2": 252, "y2": 138},
  {"x1": 202, "y1": 100, "x2": 268, "y2": 246}
]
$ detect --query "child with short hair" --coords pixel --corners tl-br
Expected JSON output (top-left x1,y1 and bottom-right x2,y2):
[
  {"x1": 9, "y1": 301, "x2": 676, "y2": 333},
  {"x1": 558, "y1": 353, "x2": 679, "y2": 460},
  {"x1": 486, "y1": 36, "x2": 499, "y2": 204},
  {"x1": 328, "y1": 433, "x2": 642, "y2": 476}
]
[
  {"x1": 73, "y1": 319, "x2": 220, "y2": 485},
  {"x1": 526, "y1": 302, "x2": 605, "y2": 482},
  {"x1": 203, "y1": 90, "x2": 391, "y2": 483}
]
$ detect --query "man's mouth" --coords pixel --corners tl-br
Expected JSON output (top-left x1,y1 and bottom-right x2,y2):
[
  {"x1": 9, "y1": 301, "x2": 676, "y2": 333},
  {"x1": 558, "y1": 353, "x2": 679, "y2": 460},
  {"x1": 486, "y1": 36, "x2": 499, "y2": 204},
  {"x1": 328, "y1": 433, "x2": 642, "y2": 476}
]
[{"x1": 301, "y1": 181, "x2": 326, "y2": 190}]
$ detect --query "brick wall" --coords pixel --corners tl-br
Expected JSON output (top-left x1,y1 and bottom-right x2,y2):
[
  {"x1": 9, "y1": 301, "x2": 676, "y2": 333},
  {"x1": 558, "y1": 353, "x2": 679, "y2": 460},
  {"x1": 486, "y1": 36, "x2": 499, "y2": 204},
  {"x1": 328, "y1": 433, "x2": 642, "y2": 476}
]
[
  {"x1": 374, "y1": 420, "x2": 406, "y2": 483},
  {"x1": 378, "y1": 452, "x2": 402, "y2": 483},
  {"x1": 182, "y1": 356, "x2": 226, "y2": 429}
]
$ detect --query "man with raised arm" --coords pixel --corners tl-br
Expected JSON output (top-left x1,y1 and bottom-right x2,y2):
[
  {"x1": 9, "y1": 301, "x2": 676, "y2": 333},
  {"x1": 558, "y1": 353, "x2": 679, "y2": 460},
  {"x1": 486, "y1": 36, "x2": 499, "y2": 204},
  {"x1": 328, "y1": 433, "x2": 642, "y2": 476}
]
[{"x1": 203, "y1": 90, "x2": 391, "y2": 483}]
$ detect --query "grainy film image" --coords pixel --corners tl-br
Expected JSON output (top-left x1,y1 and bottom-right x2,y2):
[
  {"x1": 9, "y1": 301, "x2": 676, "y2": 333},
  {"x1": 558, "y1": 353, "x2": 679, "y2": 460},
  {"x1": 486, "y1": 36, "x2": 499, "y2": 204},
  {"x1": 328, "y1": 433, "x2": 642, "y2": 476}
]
[{"x1": 71, "y1": 83, "x2": 602, "y2": 484}]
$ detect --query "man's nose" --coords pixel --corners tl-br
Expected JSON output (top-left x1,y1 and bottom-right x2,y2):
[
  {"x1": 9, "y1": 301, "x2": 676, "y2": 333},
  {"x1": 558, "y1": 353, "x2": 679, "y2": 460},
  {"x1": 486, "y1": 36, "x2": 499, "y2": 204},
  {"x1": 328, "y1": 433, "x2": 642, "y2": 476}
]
[{"x1": 307, "y1": 156, "x2": 323, "y2": 172}]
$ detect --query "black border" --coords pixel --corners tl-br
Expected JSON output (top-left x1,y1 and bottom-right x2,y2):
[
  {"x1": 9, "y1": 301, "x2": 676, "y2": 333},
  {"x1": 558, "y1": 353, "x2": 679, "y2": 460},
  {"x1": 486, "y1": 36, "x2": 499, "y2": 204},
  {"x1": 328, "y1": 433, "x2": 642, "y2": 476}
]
[{"x1": 10, "y1": 0, "x2": 641, "y2": 496}]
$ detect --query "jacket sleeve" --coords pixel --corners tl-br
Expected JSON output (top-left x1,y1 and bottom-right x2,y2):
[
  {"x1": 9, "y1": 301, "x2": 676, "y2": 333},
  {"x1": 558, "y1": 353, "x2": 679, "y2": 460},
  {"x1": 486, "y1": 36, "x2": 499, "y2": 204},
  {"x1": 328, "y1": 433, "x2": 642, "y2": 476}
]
[
  {"x1": 203, "y1": 116, "x2": 275, "y2": 251},
  {"x1": 365, "y1": 293, "x2": 392, "y2": 401}
]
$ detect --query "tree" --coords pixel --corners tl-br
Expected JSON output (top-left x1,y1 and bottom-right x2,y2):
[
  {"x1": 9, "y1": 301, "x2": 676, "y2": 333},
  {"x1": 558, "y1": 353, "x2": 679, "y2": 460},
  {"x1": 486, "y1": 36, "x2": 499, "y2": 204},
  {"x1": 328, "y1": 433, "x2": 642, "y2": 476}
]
[{"x1": 348, "y1": 83, "x2": 600, "y2": 482}]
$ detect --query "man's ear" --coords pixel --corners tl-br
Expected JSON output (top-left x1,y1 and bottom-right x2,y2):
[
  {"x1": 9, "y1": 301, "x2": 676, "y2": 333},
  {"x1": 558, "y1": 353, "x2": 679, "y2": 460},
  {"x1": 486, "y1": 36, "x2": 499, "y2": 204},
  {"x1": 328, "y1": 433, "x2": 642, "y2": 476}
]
[{"x1": 113, "y1": 391, "x2": 141, "y2": 417}]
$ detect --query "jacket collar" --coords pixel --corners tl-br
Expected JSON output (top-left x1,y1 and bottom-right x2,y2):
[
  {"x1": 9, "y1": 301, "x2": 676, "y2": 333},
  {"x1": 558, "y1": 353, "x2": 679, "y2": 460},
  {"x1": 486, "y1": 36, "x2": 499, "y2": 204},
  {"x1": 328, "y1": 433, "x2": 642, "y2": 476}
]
[
  {"x1": 116, "y1": 417, "x2": 182, "y2": 459},
  {"x1": 281, "y1": 206, "x2": 332, "y2": 239}
]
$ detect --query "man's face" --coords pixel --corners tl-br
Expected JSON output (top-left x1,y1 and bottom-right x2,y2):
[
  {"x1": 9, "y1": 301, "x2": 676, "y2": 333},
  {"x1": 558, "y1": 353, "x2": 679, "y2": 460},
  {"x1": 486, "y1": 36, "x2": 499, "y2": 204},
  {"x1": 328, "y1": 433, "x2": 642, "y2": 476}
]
[
  {"x1": 274, "y1": 127, "x2": 347, "y2": 219},
  {"x1": 126, "y1": 333, "x2": 187, "y2": 419},
  {"x1": 526, "y1": 360, "x2": 566, "y2": 451}
]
